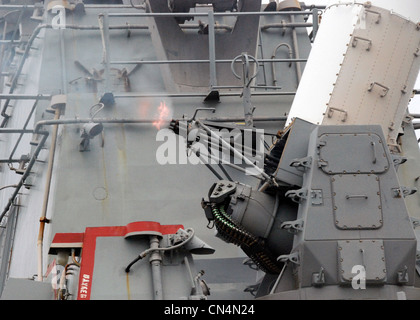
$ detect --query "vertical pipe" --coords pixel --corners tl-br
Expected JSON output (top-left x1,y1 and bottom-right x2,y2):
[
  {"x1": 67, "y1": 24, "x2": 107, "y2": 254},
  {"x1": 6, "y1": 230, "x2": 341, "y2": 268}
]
[
  {"x1": 290, "y1": 14, "x2": 302, "y2": 85},
  {"x1": 149, "y1": 236, "x2": 163, "y2": 300},
  {"x1": 258, "y1": 30, "x2": 267, "y2": 87},
  {"x1": 37, "y1": 108, "x2": 61, "y2": 281},
  {"x1": 104, "y1": 13, "x2": 110, "y2": 92},
  {"x1": 0, "y1": 21, "x2": 7, "y2": 89},
  {"x1": 311, "y1": 8, "x2": 319, "y2": 41},
  {"x1": 59, "y1": 28, "x2": 67, "y2": 94},
  {"x1": 102, "y1": 13, "x2": 111, "y2": 93},
  {"x1": 0, "y1": 200, "x2": 19, "y2": 296},
  {"x1": 208, "y1": 10, "x2": 217, "y2": 89}
]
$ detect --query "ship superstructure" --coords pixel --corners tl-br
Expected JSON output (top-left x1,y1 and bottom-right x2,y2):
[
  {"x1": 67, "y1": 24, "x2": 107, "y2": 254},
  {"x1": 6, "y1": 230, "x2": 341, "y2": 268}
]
[{"x1": 0, "y1": 0, "x2": 418, "y2": 300}]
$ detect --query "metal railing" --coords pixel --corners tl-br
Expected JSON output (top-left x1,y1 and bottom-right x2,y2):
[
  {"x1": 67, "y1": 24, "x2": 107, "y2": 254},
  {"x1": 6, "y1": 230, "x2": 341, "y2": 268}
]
[
  {"x1": 0, "y1": 5, "x2": 319, "y2": 126},
  {"x1": 0, "y1": 4, "x2": 320, "y2": 221},
  {"x1": 104, "y1": 9, "x2": 319, "y2": 91},
  {"x1": 0, "y1": 4, "x2": 319, "y2": 150}
]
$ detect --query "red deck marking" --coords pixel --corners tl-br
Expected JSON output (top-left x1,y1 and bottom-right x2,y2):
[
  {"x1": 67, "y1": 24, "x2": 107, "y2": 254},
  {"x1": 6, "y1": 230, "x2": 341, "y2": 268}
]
[
  {"x1": 51, "y1": 233, "x2": 85, "y2": 244},
  {"x1": 72, "y1": 221, "x2": 183, "y2": 300}
]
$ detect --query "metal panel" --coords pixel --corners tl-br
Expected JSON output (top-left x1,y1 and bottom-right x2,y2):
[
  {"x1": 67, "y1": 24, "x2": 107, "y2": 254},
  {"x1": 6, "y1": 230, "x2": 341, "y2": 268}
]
[
  {"x1": 0, "y1": 278, "x2": 53, "y2": 300},
  {"x1": 286, "y1": 2, "x2": 420, "y2": 151},
  {"x1": 337, "y1": 240, "x2": 386, "y2": 284},
  {"x1": 318, "y1": 133, "x2": 389, "y2": 174},
  {"x1": 321, "y1": 5, "x2": 420, "y2": 148},
  {"x1": 301, "y1": 125, "x2": 416, "y2": 241},
  {"x1": 274, "y1": 118, "x2": 317, "y2": 186},
  {"x1": 332, "y1": 174, "x2": 382, "y2": 230},
  {"x1": 146, "y1": 0, "x2": 262, "y2": 92},
  {"x1": 286, "y1": 3, "x2": 362, "y2": 126}
]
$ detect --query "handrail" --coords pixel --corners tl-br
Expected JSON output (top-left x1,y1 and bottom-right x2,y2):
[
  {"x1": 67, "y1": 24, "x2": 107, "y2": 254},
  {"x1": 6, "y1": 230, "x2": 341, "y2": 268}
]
[
  {"x1": 107, "y1": 11, "x2": 315, "y2": 18},
  {"x1": 0, "y1": 130, "x2": 49, "y2": 225},
  {"x1": 0, "y1": 6, "x2": 316, "y2": 124}
]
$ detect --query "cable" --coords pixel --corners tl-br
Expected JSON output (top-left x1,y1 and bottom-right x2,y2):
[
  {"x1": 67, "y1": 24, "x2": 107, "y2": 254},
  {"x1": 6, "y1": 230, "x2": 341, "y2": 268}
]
[
  {"x1": 125, "y1": 228, "x2": 195, "y2": 273},
  {"x1": 125, "y1": 256, "x2": 142, "y2": 273},
  {"x1": 89, "y1": 102, "x2": 104, "y2": 120},
  {"x1": 210, "y1": 204, "x2": 282, "y2": 274}
]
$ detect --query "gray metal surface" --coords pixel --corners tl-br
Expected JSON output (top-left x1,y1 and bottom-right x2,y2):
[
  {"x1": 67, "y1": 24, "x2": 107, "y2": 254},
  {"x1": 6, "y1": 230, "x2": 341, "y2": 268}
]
[
  {"x1": 331, "y1": 174, "x2": 382, "y2": 230},
  {"x1": 0, "y1": 0, "x2": 418, "y2": 301},
  {"x1": 0, "y1": 0, "x2": 314, "y2": 299},
  {"x1": 276, "y1": 124, "x2": 417, "y2": 296},
  {"x1": 1, "y1": 278, "x2": 53, "y2": 300},
  {"x1": 321, "y1": 5, "x2": 420, "y2": 149}
]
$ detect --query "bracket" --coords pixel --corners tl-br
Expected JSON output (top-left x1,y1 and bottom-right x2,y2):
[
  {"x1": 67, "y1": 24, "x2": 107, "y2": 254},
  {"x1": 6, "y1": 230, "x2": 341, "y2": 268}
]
[
  {"x1": 208, "y1": 180, "x2": 237, "y2": 204},
  {"x1": 327, "y1": 107, "x2": 348, "y2": 122},
  {"x1": 391, "y1": 155, "x2": 407, "y2": 171},
  {"x1": 285, "y1": 188, "x2": 322, "y2": 205},
  {"x1": 280, "y1": 218, "x2": 304, "y2": 234},
  {"x1": 285, "y1": 188, "x2": 307, "y2": 203},
  {"x1": 312, "y1": 267, "x2": 326, "y2": 287},
  {"x1": 410, "y1": 216, "x2": 420, "y2": 229},
  {"x1": 365, "y1": 9, "x2": 381, "y2": 24},
  {"x1": 277, "y1": 251, "x2": 300, "y2": 265},
  {"x1": 352, "y1": 36, "x2": 372, "y2": 51},
  {"x1": 397, "y1": 266, "x2": 409, "y2": 285},
  {"x1": 13, "y1": 154, "x2": 30, "y2": 175},
  {"x1": 392, "y1": 186, "x2": 417, "y2": 198},
  {"x1": 368, "y1": 82, "x2": 389, "y2": 97},
  {"x1": 231, "y1": 53, "x2": 260, "y2": 127},
  {"x1": 289, "y1": 156, "x2": 312, "y2": 170}
]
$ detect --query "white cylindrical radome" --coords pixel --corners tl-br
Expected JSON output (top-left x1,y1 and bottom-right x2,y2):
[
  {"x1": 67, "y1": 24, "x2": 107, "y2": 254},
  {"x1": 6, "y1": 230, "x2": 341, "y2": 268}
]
[{"x1": 286, "y1": 0, "x2": 420, "y2": 150}]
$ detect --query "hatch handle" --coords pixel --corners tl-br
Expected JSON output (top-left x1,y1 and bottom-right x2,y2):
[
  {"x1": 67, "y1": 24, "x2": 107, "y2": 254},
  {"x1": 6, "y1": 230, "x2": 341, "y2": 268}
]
[
  {"x1": 368, "y1": 82, "x2": 389, "y2": 97},
  {"x1": 327, "y1": 107, "x2": 348, "y2": 122},
  {"x1": 345, "y1": 194, "x2": 368, "y2": 200},
  {"x1": 371, "y1": 141, "x2": 377, "y2": 164},
  {"x1": 365, "y1": 9, "x2": 381, "y2": 23},
  {"x1": 352, "y1": 36, "x2": 372, "y2": 51}
]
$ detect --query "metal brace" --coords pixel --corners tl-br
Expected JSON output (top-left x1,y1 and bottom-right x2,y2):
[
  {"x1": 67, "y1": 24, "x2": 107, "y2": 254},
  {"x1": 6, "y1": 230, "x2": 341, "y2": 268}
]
[
  {"x1": 277, "y1": 252, "x2": 300, "y2": 266},
  {"x1": 312, "y1": 267, "x2": 326, "y2": 287},
  {"x1": 327, "y1": 107, "x2": 348, "y2": 122},
  {"x1": 285, "y1": 188, "x2": 307, "y2": 203},
  {"x1": 388, "y1": 142, "x2": 402, "y2": 154},
  {"x1": 243, "y1": 257, "x2": 259, "y2": 271},
  {"x1": 352, "y1": 36, "x2": 372, "y2": 51},
  {"x1": 310, "y1": 189, "x2": 323, "y2": 205},
  {"x1": 289, "y1": 156, "x2": 312, "y2": 170},
  {"x1": 244, "y1": 284, "x2": 259, "y2": 297},
  {"x1": 231, "y1": 53, "x2": 260, "y2": 127},
  {"x1": 392, "y1": 186, "x2": 417, "y2": 198},
  {"x1": 368, "y1": 82, "x2": 389, "y2": 97},
  {"x1": 365, "y1": 9, "x2": 381, "y2": 24},
  {"x1": 12, "y1": 154, "x2": 30, "y2": 175},
  {"x1": 317, "y1": 140, "x2": 326, "y2": 148},
  {"x1": 391, "y1": 155, "x2": 407, "y2": 171},
  {"x1": 285, "y1": 188, "x2": 323, "y2": 205},
  {"x1": 410, "y1": 216, "x2": 420, "y2": 229},
  {"x1": 397, "y1": 266, "x2": 409, "y2": 285},
  {"x1": 317, "y1": 159, "x2": 328, "y2": 168},
  {"x1": 190, "y1": 107, "x2": 216, "y2": 122},
  {"x1": 281, "y1": 218, "x2": 304, "y2": 234}
]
